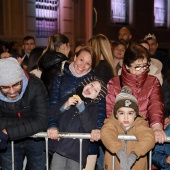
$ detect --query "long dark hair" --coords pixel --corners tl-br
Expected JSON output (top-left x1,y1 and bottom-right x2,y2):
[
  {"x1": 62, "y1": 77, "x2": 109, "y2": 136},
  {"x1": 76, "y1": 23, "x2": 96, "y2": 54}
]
[{"x1": 27, "y1": 47, "x2": 44, "y2": 72}]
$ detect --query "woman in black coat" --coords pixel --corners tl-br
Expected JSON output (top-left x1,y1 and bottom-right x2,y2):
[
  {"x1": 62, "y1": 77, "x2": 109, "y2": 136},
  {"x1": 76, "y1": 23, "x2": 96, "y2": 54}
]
[{"x1": 38, "y1": 33, "x2": 70, "y2": 93}]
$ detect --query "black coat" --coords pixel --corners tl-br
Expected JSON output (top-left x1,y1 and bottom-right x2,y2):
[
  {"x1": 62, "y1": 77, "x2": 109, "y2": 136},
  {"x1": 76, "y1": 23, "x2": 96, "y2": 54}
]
[
  {"x1": 151, "y1": 50, "x2": 170, "y2": 79},
  {"x1": 50, "y1": 93, "x2": 99, "y2": 167},
  {"x1": 94, "y1": 60, "x2": 114, "y2": 84},
  {"x1": 48, "y1": 65, "x2": 106, "y2": 155},
  {"x1": 162, "y1": 78, "x2": 170, "y2": 118},
  {"x1": 0, "y1": 73, "x2": 49, "y2": 140},
  {"x1": 38, "y1": 51, "x2": 68, "y2": 93}
]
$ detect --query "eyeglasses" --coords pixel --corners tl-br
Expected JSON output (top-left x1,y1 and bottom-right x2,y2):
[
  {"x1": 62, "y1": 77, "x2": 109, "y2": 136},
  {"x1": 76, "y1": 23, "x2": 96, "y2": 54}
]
[
  {"x1": 0, "y1": 81, "x2": 22, "y2": 91},
  {"x1": 130, "y1": 63, "x2": 150, "y2": 71}
]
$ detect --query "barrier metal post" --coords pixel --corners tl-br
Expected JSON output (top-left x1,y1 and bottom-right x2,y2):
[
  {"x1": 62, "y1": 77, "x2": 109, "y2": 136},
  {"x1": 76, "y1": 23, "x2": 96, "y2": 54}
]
[
  {"x1": 45, "y1": 137, "x2": 49, "y2": 170},
  {"x1": 11, "y1": 141, "x2": 14, "y2": 170},
  {"x1": 112, "y1": 155, "x2": 115, "y2": 170},
  {"x1": 32, "y1": 132, "x2": 91, "y2": 170},
  {"x1": 79, "y1": 139, "x2": 83, "y2": 170}
]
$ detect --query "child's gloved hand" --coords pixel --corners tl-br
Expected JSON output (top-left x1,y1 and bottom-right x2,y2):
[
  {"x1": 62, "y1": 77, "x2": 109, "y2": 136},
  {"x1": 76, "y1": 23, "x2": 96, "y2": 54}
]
[
  {"x1": 117, "y1": 149, "x2": 128, "y2": 170},
  {"x1": 127, "y1": 153, "x2": 137, "y2": 170}
]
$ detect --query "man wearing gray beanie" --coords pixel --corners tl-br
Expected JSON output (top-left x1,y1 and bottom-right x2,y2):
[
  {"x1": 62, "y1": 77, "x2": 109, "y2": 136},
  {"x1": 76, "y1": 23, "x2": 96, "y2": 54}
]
[{"x1": 0, "y1": 58, "x2": 49, "y2": 170}]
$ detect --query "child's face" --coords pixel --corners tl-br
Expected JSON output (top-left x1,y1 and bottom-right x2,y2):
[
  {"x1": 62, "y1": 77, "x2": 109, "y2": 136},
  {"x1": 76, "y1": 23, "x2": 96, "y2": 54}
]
[
  {"x1": 82, "y1": 81, "x2": 101, "y2": 99},
  {"x1": 116, "y1": 107, "x2": 136, "y2": 127}
]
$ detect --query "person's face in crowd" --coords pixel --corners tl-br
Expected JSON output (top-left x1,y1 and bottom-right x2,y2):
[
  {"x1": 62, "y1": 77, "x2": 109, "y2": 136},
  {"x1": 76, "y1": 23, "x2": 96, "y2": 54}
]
[
  {"x1": 74, "y1": 51, "x2": 92, "y2": 75},
  {"x1": 82, "y1": 81, "x2": 101, "y2": 99},
  {"x1": 13, "y1": 42, "x2": 19, "y2": 51},
  {"x1": 118, "y1": 28, "x2": 132, "y2": 45},
  {"x1": 116, "y1": 107, "x2": 136, "y2": 127},
  {"x1": 147, "y1": 39, "x2": 158, "y2": 55},
  {"x1": 0, "y1": 81, "x2": 22, "y2": 100},
  {"x1": 113, "y1": 44, "x2": 126, "y2": 59},
  {"x1": 141, "y1": 43, "x2": 150, "y2": 51},
  {"x1": 126, "y1": 57, "x2": 149, "y2": 75},
  {"x1": 23, "y1": 39, "x2": 35, "y2": 54}
]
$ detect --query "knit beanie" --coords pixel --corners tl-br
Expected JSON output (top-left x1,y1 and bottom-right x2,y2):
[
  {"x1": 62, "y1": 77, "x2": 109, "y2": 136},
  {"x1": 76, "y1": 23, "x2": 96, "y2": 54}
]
[
  {"x1": 0, "y1": 58, "x2": 23, "y2": 86},
  {"x1": 77, "y1": 76, "x2": 107, "y2": 103},
  {"x1": 114, "y1": 86, "x2": 139, "y2": 118}
]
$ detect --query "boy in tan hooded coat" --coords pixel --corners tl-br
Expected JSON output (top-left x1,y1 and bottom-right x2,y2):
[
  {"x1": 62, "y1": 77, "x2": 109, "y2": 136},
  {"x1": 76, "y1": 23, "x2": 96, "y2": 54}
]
[{"x1": 101, "y1": 86, "x2": 155, "y2": 170}]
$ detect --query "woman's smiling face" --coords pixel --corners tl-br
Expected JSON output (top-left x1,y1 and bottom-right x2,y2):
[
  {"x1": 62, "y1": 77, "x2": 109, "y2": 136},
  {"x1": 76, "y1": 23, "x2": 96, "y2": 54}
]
[{"x1": 74, "y1": 51, "x2": 92, "y2": 75}]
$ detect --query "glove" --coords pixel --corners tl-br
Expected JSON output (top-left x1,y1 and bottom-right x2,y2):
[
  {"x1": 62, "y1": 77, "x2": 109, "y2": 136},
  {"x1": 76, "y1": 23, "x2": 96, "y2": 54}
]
[
  {"x1": 117, "y1": 149, "x2": 128, "y2": 170},
  {"x1": 127, "y1": 153, "x2": 137, "y2": 170},
  {"x1": 0, "y1": 131, "x2": 8, "y2": 150}
]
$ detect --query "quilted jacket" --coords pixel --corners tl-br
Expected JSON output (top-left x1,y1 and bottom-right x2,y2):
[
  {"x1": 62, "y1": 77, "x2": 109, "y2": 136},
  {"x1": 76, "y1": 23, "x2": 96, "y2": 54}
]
[{"x1": 106, "y1": 65, "x2": 164, "y2": 127}]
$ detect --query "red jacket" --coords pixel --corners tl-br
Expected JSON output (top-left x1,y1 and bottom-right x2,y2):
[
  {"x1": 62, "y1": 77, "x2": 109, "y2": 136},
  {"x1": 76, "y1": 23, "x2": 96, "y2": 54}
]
[{"x1": 106, "y1": 65, "x2": 164, "y2": 127}]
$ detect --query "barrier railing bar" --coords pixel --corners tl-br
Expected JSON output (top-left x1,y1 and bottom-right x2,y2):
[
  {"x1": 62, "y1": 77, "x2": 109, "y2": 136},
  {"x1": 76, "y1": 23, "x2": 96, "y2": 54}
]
[
  {"x1": 10, "y1": 132, "x2": 170, "y2": 170},
  {"x1": 32, "y1": 132, "x2": 91, "y2": 139},
  {"x1": 32, "y1": 132, "x2": 170, "y2": 142}
]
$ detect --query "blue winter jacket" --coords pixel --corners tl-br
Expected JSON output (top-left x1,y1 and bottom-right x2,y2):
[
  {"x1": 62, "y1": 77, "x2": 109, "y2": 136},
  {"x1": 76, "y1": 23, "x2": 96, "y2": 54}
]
[
  {"x1": 48, "y1": 64, "x2": 106, "y2": 155},
  {"x1": 152, "y1": 125, "x2": 170, "y2": 170}
]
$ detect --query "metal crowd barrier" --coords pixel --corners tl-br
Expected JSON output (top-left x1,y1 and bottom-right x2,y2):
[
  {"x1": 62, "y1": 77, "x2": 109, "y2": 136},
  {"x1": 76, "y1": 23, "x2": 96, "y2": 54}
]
[{"x1": 10, "y1": 133, "x2": 170, "y2": 170}]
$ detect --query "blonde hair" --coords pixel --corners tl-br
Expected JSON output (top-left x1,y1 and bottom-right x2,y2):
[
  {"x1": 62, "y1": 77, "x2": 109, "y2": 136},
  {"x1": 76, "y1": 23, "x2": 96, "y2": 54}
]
[{"x1": 88, "y1": 34, "x2": 116, "y2": 75}]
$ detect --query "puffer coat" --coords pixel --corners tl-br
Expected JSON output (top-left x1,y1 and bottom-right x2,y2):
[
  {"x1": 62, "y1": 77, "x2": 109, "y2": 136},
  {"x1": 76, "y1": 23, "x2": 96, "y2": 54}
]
[
  {"x1": 38, "y1": 51, "x2": 68, "y2": 93},
  {"x1": 50, "y1": 93, "x2": 99, "y2": 167},
  {"x1": 48, "y1": 65, "x2": 106, "y2": 155},
  {"x1": 106, "y1": 65, "x2": 164, "y2": 127},
  {"x1": 0, "y1": 73, "x2": 49, "y2": 140}
]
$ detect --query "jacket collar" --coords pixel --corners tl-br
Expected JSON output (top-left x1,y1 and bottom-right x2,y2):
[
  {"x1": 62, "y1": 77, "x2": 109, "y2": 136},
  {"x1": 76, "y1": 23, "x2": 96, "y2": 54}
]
[
  {"x1": 121, "y1": 65, "x2": 148, "y2": 88},
  {"x1": 39, "y1": 51, "x2": 68, "y2": 69}
]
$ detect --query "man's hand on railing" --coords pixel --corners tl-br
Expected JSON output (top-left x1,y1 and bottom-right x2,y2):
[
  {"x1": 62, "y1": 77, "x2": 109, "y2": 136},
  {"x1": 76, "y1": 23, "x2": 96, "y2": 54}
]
[
  {"x1": 47, "y1": 127, "x2": 59, "y2": 140},
  {"x1": 90, "y1": 129, "x2": 100, "y2": 142}
]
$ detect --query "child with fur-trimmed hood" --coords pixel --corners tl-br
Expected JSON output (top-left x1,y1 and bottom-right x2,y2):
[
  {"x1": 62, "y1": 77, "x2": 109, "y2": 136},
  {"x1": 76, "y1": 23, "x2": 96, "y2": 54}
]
[{"x1": 49, "y1": 76, "x2": 107, "y2": 170}]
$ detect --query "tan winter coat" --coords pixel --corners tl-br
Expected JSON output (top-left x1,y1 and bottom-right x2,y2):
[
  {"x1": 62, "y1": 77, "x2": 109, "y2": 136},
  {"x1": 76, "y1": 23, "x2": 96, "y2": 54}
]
[{"x1": 101, "y1": 114, "x2": 155, "y2": 170}]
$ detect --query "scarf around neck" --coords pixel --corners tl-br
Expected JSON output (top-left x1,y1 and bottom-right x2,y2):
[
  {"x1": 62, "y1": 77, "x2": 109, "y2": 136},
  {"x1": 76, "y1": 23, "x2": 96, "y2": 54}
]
[{"x1": 69, "y1": 62, "x2": 91, "y2": 77}]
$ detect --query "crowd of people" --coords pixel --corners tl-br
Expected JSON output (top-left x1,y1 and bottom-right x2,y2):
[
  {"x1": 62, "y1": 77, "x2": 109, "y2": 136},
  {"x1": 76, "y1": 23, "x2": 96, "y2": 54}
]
[{"x1": 0, "y1": 27, "x2": 170, "y2": 170}]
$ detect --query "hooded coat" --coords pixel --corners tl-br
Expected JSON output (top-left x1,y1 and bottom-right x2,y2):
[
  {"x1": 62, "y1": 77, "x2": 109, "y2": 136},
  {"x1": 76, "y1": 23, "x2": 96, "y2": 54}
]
[
  {"x1": 101, "y1": 114, "x2": 155, "y2": 170},
  {"x1": 50, "y1": 93, "x2": 99, "y2": 167}
]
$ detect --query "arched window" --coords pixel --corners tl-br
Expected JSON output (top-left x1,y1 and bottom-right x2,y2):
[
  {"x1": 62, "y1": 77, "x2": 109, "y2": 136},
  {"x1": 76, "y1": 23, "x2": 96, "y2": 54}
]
[{"x1": 35, "y1": 0, "x2": 60, "y2": 38}]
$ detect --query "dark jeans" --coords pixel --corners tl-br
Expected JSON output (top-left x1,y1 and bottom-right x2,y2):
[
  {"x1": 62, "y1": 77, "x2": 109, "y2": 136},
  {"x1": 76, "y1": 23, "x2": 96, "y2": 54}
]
[
  {"x1": 0, "y1": 138, "x2": 46, "y2": 170},
  {"x1": 95, "y1": 141, "x2": 105, "y2": 170}
]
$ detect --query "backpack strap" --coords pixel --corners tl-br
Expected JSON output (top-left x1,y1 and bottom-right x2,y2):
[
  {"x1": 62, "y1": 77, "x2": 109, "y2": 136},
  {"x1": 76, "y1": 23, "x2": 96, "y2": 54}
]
[{"x1": 60, "y1": 60, "x2": 70, "y2": 76}]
